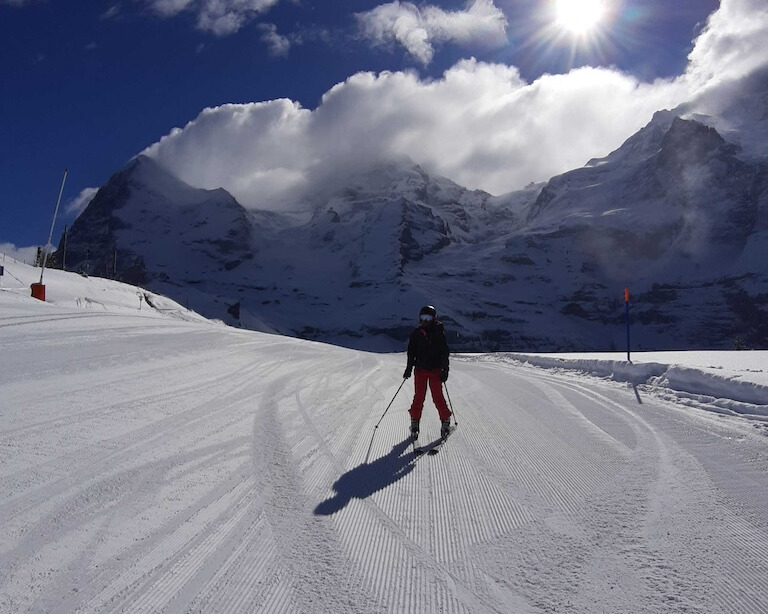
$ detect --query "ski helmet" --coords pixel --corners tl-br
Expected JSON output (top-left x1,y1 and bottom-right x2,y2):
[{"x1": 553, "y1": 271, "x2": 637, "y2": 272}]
[{"x1": 419, "y1": 305, "x2": 437, "y2": 318}]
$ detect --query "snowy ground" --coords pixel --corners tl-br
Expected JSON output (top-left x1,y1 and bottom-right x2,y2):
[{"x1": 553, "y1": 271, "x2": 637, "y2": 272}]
[{"x1": 1, "y1": 257, "x2": 767, "y2": 613}]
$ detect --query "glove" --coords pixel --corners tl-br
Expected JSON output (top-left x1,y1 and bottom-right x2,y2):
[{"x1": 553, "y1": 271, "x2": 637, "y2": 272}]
[
  {"x1": 440, "y1": 368, "x2": 449, "y2": 382},
  {"x1": 403, "y1": 367, "x2": 412, "y2": 379}
]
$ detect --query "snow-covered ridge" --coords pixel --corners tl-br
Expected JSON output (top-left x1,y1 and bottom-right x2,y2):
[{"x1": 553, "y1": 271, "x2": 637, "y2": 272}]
[
  {"x1": 0, "y1": 254, "x2": 212, "y2": 324},
  {"x1": 487, "y1": 351, "x2": 768, "y2": 418}
]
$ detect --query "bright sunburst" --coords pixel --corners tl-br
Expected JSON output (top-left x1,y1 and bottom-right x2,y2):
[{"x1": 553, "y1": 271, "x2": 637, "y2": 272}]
[
  {"x1": 505, "y1": 0, "x2": 622, "y2": 75},
  {"x1": 554, "y1": 0, "x2": 606, "y2": 35}
]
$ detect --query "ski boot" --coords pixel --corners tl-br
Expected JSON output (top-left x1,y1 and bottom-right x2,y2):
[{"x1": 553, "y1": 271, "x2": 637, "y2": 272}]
[
  {"x1": 440, "y1": 419, "x2": 451, "y2": 440},
  {"x1": 410, "y1": 419, "x2": 420, "y2": 439}
]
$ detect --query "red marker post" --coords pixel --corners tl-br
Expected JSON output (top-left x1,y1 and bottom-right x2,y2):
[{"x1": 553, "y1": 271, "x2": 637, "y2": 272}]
[{"x1": 624, "y1": 288, "x2": 631, "y2": 362}]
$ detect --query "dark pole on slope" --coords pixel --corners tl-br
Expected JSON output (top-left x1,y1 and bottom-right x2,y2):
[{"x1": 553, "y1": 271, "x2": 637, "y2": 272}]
[
  {"x1": 625, "y1": 287, "x2": 631, "y2": 363},
  {"x1": 373, "y1": 379, "x2": 406, "y2": 429},
  {"x1": 364, "y1": 379, "x2": 407, "y2": 463},
  {"x1": 444, "y1": 383, "x2": 458, "y2": 427},
  {"x1": 61, "y1": 225, "x2": 68, "y2": 271}
]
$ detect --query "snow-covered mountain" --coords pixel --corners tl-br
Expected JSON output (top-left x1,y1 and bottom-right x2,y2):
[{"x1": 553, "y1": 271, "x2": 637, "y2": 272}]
[
  {"x1": 60, "y1": 156, "x2": 264, "y2": 286},
  {"x1": 56, "y1": 81, "x2": 768, "y2": 352},
  {"x1": 514, "y1": 109, "x2": 768, "y2": 351},
  {"x1": 55, "y1": 155, "x2": 532, "y2": 350}
]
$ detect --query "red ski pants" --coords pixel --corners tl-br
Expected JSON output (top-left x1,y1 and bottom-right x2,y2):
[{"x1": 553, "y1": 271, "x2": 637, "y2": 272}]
[{"x1": 409, "y1": 369, "x2": 451, "y2": 422}]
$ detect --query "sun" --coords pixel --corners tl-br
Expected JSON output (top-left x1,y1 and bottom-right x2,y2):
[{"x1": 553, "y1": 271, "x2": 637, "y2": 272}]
[
  {"x1": 512, "y1": 0, "x2": 619, "y2": 73},
  {"x1": 554, "y1": 0, "x2": 607, "y2": 35}
]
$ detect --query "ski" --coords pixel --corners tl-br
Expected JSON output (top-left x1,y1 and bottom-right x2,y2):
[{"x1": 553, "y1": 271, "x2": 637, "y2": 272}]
[
  {"x1": 427, "y1": 426, "x2": 455, "y2": 455},
  {"x1": 411, "y1": 425, "x2": 456, "y2": 457},
  {"x1": 411, "y1": 434, "x2": 426, "y2": 457}
]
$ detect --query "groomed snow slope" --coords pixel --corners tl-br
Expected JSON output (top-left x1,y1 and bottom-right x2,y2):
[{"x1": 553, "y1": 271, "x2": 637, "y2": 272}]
[{"x1": 1, "y1": 259, "x2": 768, "y2": 613}]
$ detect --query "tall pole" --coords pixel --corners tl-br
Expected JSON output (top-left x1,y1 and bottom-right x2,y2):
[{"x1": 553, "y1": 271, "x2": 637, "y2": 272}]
[
  {"x1": 39, "y1": 168, "x2": 68, "y2": 284},
  {"x1": 62, "y1": 225, "x2": 68, "y2": 271},
  {"x1": 624, "y1": 287, "x2": 631, "y2": 363}
]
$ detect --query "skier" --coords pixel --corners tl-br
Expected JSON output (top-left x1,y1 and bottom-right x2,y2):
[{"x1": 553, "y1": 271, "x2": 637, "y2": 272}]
[{"x1": 403, "y1": 305, "x2": 452, "y2": 440}]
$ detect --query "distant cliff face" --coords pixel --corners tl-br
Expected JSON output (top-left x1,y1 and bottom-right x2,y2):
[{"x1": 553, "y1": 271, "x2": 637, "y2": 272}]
[{"x1": 59, "y1": 156, "x2": 256, "y2": 286}]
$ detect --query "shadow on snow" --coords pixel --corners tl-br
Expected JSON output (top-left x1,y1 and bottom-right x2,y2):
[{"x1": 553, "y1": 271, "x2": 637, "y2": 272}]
[{"x1": 314, "y1": 437, "x2": 415, "y2": 516}]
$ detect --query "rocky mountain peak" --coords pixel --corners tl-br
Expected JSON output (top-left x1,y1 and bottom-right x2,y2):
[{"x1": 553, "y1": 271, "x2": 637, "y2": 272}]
[{"x1": 657, "y1": 117, "x2": 727, "y2": 170}]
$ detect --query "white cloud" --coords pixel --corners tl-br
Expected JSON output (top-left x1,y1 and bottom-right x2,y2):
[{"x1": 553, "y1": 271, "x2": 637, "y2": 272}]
[
  {"x1": 101, "y1": 4, "x2": 121, "y2": 20},
  {"x1": 66, "y1": 188, "x2": 99, "y2": 218},
  {"x1": 145, "y1": 61, "x2": 685, "y2": 203},
  {"x1": 685, "y1": 0, "x2": 768, "y2": 88},
  {"x1": 146, "y1": 0, "x2": 194, "y2": 17},
  {"x1": 0, "y1": 243, "x2": 39, "y2": 264},
  {"x1": 143, "y1": 0, "x2": 768, "y2": 209},
  {"x1": 145, "y1": 100, "x2": 314, "y2": 203},
  {"x1": 144, "y1": 0, "x2": 282, "y2": 35},
  {"x1": 357, "y1": 0, "x2": 508, "y2": 65},
  {"x1": 258, "y1": 23, "x2": 291, "y2": 56}
]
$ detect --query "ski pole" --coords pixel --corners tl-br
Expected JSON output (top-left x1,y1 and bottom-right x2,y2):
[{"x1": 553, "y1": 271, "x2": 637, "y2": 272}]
[
  {"x1": 443, "y1": 382, "x2": 458, "y2": 427},
  {"x1": 364, "y1": 379, "x2": 407, "y2": 463},
  {"x1": 373, "y1": 379, "x2": 406, "y2": 429}
]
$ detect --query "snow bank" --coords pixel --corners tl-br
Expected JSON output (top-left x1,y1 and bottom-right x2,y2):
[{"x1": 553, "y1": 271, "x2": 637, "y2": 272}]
[
  {"x1": 0, "y1": 255, "x2": 211, "y2": 324},
  {"x1": 499, "y1": 352, "x2": 768, "y2": 419}
]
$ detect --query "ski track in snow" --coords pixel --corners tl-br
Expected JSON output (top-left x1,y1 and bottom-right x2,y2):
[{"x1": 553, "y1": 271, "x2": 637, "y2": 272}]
[{"x1": 1, "y1": 311, "x2": 767, "y2": 613}]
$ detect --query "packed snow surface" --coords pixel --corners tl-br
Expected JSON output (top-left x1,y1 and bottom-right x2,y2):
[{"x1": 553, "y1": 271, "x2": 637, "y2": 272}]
[{"x1": 2, "y1": 257, "x2": 767, "y2": 613}]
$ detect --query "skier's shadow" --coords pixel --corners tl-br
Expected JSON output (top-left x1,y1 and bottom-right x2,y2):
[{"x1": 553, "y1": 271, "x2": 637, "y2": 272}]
[{"x1": 314, "y1": 438, "x2": 414, "y2": 516}]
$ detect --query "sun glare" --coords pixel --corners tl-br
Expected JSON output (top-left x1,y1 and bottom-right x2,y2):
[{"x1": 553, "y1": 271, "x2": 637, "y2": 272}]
[
  {"x1": 514, "y1": 0, "x2": 619, "y2": 74},
  {"x1": 555, "y1": 0, "x2": 606, "y2": 35}
]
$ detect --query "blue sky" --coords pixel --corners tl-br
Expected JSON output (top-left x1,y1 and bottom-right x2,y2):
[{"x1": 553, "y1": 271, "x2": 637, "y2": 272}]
[{"x1": 0, "y1": 0, "x2": 749, "y2": 254}]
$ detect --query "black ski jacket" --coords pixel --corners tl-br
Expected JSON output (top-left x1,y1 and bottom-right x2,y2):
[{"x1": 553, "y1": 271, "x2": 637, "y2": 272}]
[{"x1": 406, "y1": 321, "x2": 450, "y2": 371}]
